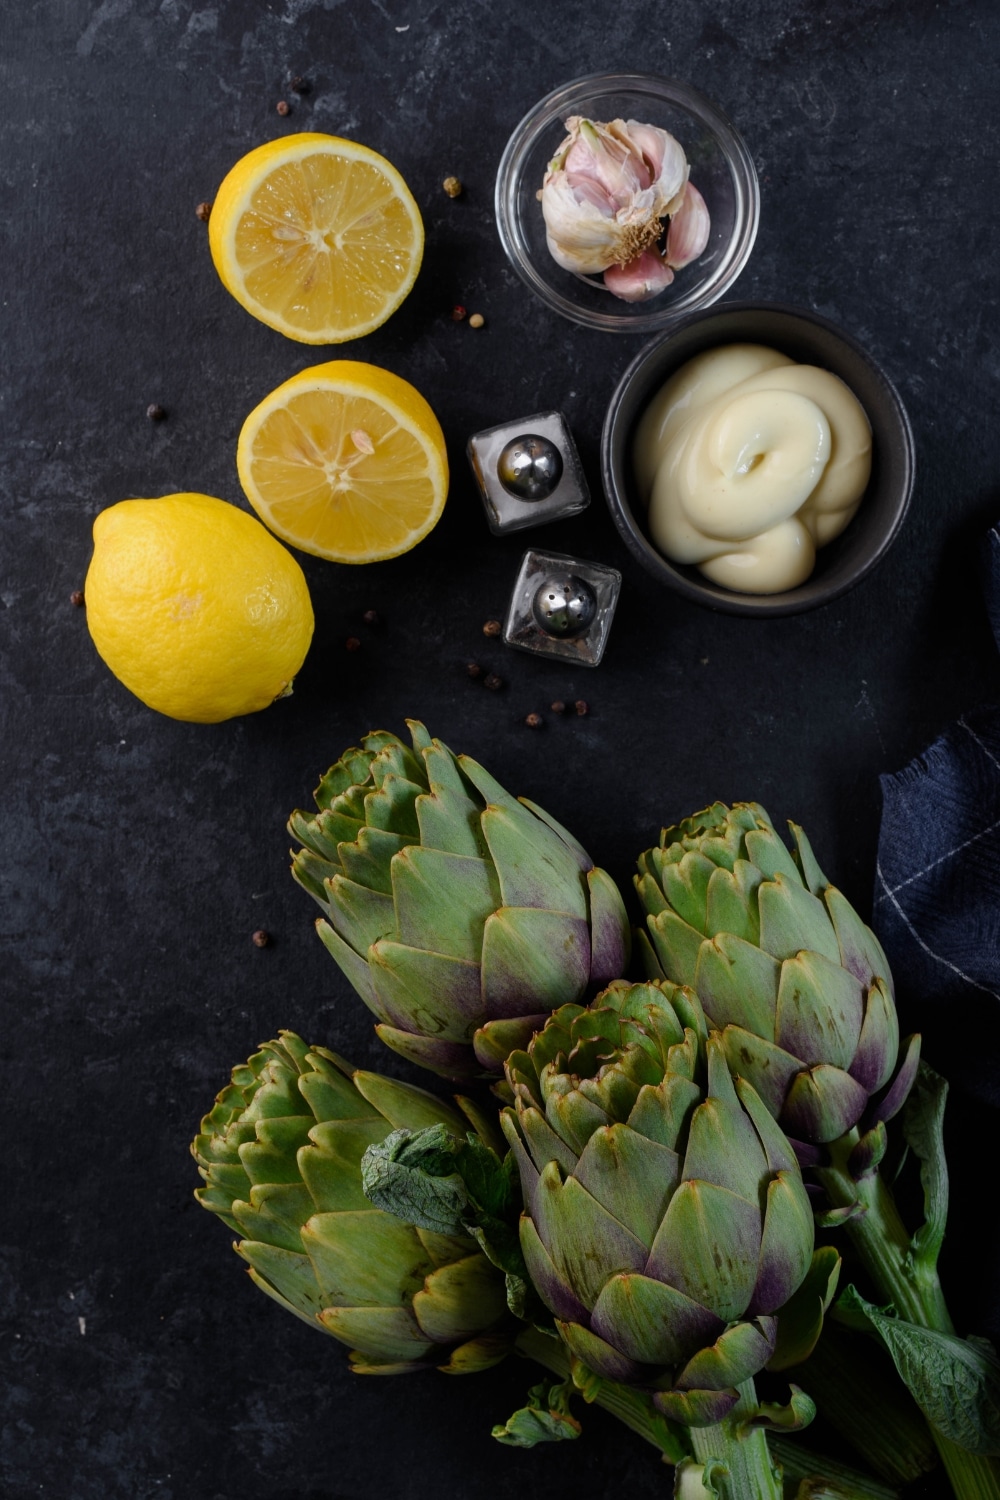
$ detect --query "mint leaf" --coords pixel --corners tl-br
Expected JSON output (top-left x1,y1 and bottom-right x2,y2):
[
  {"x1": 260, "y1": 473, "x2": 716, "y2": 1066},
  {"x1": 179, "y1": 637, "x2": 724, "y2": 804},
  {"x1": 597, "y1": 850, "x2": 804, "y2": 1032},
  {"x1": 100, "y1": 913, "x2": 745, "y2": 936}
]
[
  {"x1": 361, "y1": 1125, "x2": 469, "y2": 1234},
  {"x1": 837, "y1": 1285, "x2": 1000, "y2": 1455}
]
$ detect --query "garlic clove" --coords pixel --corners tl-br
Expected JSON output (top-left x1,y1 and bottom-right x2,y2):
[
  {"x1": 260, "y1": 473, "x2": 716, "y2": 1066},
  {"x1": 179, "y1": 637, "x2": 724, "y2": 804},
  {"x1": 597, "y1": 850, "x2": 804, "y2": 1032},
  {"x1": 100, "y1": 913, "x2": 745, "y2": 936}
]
[
  {"x1": 564, "y1": 118, "x2": 650, "y2": 204},
  {"x1": 603, "y1": 249, "x2": 675, "y2": 303},
  {"x1": 665, "y1": 182, "x2": 711, "y2": 269},
  {"x1": 622, "y1": 120, "x2": 689, "y2": 213}
]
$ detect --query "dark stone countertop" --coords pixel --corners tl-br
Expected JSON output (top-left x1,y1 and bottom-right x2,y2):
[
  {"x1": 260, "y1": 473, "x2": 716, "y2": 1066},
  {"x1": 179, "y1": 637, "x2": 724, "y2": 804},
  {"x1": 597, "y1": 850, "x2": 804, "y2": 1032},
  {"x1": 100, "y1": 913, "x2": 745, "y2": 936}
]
[{"x1": 3, "y1": 2, "x2": 1000, "y2": 1496}]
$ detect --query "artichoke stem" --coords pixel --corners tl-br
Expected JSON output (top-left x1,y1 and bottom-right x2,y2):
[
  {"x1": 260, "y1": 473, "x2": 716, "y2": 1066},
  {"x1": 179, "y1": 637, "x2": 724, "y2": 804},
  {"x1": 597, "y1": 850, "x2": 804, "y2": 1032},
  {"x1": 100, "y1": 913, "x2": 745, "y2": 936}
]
[
  {"x1": 819, "y1": 1130, "x2": 952, "y2": 1331},
  {"x1": 688, "y1": 1381, "x2": 783, "y2": 1500},
  {"x1": 820, "y1": 1138, "x2": 1000, "y2": 1500},
  {"x1": 513, "y1": 1327, "x2": 689, "y2": 1466}
]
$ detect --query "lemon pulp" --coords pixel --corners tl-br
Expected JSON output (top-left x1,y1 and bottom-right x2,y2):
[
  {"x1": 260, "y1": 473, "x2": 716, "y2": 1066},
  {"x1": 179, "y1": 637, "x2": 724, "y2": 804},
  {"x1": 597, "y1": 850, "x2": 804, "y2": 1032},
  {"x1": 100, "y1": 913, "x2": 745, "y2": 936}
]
[
  {"x1": 209, "y1": 134, "x2": 424, "y2": 343},
  {"x1": 237, "y1": 361, "x2": 448, "y2": 564}
]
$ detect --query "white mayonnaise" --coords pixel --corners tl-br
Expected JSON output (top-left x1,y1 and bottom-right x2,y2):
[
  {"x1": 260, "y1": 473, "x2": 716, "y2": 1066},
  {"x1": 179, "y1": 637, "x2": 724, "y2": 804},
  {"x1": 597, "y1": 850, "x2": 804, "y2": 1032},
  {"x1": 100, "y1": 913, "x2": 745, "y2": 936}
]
[{"x1": 633, "y1": 344, "x2": 872, "y2": 593}]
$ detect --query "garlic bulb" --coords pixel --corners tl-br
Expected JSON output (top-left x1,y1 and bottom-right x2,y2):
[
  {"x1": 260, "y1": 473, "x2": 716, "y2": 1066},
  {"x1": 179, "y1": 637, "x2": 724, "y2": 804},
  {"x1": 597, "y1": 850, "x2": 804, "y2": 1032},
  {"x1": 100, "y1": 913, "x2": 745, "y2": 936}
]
[{"x1": 540, "y1": 116, "x2": 709, "y2": 302}]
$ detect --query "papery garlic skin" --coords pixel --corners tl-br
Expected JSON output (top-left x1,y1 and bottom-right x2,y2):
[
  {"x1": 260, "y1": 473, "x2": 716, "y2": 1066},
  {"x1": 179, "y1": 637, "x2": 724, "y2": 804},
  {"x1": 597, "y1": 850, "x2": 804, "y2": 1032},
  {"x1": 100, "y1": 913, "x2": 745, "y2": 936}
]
[
  {"x1": 541, "y1": 116, "x2": 693, "y2": 279},
  {"x1": 637, "y1": 344, "x2": 872, "y2": 594}
]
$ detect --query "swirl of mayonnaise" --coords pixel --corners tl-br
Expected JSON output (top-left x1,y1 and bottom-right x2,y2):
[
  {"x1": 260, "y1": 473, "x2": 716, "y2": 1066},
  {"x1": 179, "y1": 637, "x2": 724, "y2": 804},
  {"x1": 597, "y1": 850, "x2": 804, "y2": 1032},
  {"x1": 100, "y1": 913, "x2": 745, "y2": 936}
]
[{"x1": 633, "y1": 344, "x2": 872, "y2": 593}]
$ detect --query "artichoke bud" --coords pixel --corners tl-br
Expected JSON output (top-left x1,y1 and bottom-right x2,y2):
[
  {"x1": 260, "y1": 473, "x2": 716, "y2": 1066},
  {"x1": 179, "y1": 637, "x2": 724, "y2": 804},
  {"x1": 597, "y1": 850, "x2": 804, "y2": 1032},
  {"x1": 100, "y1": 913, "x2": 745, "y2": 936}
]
[
  {"x1": 635, "y1": 803, "x2": 921, "y2": 1146},
  {"x1": 191, "y1": 1032, "x2": 509, "y2": 1374},
  {"x1": 289, "y1": 720, "x2": 631, "y2": 1082},
  {"x1": 501, "y1": 982, "x2": 815, "y2": 1426}
]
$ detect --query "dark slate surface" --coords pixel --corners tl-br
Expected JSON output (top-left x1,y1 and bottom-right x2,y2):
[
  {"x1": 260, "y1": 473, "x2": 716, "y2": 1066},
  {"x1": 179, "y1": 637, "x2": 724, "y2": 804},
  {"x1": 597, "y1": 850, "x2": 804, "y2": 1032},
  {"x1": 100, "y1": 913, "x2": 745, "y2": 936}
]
[{"x1": 3, "y1": 2, "x2": 1000, "y2": 1496}]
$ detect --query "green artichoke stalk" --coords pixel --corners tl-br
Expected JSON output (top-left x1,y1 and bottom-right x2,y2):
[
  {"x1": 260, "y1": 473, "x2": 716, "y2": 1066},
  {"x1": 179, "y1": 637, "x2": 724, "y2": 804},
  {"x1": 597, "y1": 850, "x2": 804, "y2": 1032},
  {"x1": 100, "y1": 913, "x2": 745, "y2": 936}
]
[
  {"x1": 501, "y1": 980, "x2": 815, "y2": 1428},
  {"x1": 635, "y1": 803, "x2": 920, "y2": 1146},
  {"x1": 191, "y1": 1032, "x2": 509, "y2": 1374},
  {"x1": 289, "y1": 720, "x2": 631, "y2": 1081}
]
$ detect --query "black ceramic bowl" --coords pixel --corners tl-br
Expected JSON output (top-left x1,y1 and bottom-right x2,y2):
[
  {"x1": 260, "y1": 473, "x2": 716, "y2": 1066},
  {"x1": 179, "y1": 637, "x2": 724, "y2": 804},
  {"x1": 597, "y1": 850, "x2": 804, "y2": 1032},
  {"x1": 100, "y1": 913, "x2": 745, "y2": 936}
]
[{"x1": 601, "y1": 303, "x2": 915, "y2": 616}]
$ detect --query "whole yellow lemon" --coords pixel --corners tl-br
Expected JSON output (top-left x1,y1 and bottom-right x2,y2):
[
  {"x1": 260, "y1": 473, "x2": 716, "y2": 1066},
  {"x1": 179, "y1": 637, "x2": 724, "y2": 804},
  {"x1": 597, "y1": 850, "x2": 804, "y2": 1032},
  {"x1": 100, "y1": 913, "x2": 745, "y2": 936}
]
[{"x1": 85, "y1": 493, "x2": 314, "y2": 723}]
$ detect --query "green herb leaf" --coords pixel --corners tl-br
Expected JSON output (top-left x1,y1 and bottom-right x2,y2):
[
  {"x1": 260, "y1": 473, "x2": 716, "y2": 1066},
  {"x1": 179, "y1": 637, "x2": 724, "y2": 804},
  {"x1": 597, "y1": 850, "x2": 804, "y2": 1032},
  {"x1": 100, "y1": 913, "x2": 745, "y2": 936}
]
[
  {"x1": 361, "y1": 1124, "x2": 470, "y2": 1234},
  {"x1": 491, "y1": 1379, "x2": 581, "y2": 1447},
  {"x1": 837, "y1": 1284, "x2": 1000, "y2": 1455}
]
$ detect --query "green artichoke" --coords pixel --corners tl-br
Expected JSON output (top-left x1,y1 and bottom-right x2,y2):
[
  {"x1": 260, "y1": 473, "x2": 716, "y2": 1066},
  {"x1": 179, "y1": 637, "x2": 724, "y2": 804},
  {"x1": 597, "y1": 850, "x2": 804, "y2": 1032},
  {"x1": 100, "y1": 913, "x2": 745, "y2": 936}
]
[
  {"x1": 289, "y1": 720, "x2": 631, "y2": 1081},
  {"x1": 191, "y1": 1032, "x2": 509, "y2": 1374},
  {"x1": 501, "y1": 980, "x2": 815, "y2": 1426},
  {"x1": 635, "y1": 804, "x2": 920, "y2": 1146}
]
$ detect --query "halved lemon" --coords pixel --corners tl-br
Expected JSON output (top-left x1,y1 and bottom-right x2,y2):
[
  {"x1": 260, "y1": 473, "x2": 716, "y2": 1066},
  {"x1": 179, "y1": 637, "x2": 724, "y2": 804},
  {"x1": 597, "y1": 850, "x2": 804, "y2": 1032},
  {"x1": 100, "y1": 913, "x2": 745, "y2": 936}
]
[
  {"x1": 208, "y1": 134, "x2": 424, "y2": 343},
  {"x1": 237, "y1": 361, "x2": 449, "y2": 564}
]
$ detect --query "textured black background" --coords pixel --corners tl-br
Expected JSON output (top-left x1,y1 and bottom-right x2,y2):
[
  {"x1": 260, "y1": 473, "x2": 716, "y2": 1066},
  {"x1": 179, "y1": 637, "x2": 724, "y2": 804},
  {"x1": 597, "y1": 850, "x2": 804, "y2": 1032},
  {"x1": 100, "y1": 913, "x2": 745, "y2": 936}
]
[{"x1": 3, "y1": 2, "x2": 1000, "y2": 1496}]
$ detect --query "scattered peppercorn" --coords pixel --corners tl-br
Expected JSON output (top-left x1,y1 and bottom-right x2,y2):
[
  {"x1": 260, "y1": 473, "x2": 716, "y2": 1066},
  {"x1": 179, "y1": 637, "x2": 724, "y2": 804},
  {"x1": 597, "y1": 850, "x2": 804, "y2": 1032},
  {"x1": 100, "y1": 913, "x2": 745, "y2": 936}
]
[
  {"x1": 466, "y1": 662, "x2": 484, "y2": 679},
  {"x1": 525, "y1": 712, "x2": 543, "y2": 730},
  {"x1": 451, "y1": 305, "x2": 467, "y2": 322},
  {"x1": 276, "y1": 99, "x2": 291, "y2": 116},
  {"x1": 346, "y1": 636, "x2": 361, "y2": 652},
  {"x1": 483, "y1": 673, "x2": 504, "y2": 692},
  {"x1": 146, "y1": 403, "x2": 166, "y2": 422},
  {"x1": 550, "y1": 699, "x2": 566, "y2": 714},
  {"x1": 289, "y1": 75, "x2": 310, "y2": 94},
  {"x1": 482, "y1": 619, "x2": 501, "y2": 637},
  {"x1": 442, "y1": 176, "x2": 463, "y2": 198},
  {"x1": 362, "y1": 609, "x2": 380, "y2": 626},
  {"x1": 468, "y1": 312, "x2": 485, "y2": 329},
  {"x1": 252, "y1": 929, "x2": 271, "y2": 949},
  {"x1": 574, "y1": 699, "x2": 589, "y2": 716},
  {"x1": 195, "y1": 200, "x2": 212, "y2": 223},
  {"x1": 70, "y1": 590, "x2": 85, "y2": 608}
]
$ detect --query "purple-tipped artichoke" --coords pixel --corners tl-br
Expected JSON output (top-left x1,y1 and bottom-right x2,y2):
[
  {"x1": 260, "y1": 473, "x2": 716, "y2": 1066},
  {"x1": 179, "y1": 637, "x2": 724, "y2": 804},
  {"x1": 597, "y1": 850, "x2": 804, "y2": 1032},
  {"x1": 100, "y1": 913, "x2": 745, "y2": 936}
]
[
  {"x1": 501, "y1": 980, "x2": 815, "y2": 1426},
  {"x1": 635, "y1": 804, "x2": 920, "y2": 1146},
  {"x1": 191, "y1": 1032, "x2": 509, "y2": 1374},
  {"x1": 289, "y1": 720, "x2": 630, "y2": 1081}
]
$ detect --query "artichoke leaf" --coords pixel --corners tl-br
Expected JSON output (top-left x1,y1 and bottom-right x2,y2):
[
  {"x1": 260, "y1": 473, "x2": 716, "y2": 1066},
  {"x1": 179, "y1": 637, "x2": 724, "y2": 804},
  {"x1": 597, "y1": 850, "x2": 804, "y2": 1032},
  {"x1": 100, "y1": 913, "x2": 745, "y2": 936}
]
[
  {"x1": 774, "y1": 950, "x2": 865, "y2": 1073},
  {"x1": 413, "y1": 1252, "x2": 508, "y2": 1343},
  {"x1": 369, "y1": 941, "x2": 483, "y2": 1042},
  {"x1": 675, "y1": 1315, "x2": 777, "y2": 1391},
  {"x1": 573, "y1": 1124, "x2": 680, "y2": 1248},
  {"x1": 587, "y1": 865, "x2": 632, "y2": 986},
  {"x1": 767, "y1": 1245, "x2": 841, "y2": 1371},
  {"x1": 351, "y1": 1073, "x2": 468, "y2": 1134},
  {"x1": 480, "y1": 802, "x2": 589, "y2": 916},
  {"x1": 836, "y1": 1284, "x2": 1000, "y2": 1456},
  {"x1": 314, "y1": 918, "x2": 382, "y2": 1014},
  {"x1": 374, "y1": 1025, "x2": 483, "y2": 1080},
  {"x1": 758, "y1": 875, "x2": 841, "y2": 964},
  {"x1": 491, "y1": 1378, "x2": 582, "y2": 1446},
  {"x1": 480, "y1": 907, "x2": 591, "y2": 1018},
  {"x1": 319, "y1": 1303, "x2": 435, "y2": 1363},
  {"x1": 590, "y1": 1271, "x2": 724, "y2": 1367},
  {"x1": 302, "y1": 1207, "x2": 432, "y2": 1305},
  {"x1": 737, "y1": 1383, "x2": 816, "y2": 1434},
  {"x1": 647, "y1": 1180, "x2": 761, "y2": 1323},
  {"x1": 391, "y1": 845, "x2": 501, "y2": 960}
]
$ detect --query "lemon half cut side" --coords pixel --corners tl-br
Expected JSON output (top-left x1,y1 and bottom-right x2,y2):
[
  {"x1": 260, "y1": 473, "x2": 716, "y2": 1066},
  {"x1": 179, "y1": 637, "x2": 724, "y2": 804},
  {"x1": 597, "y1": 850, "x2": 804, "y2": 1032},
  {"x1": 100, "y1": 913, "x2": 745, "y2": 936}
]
[
  {"x1": 209, "y1": 133, "x2": 424, "y2": 344},
  {"x1": 237, "y1": 361, "x2": 449, "y2": 565}
]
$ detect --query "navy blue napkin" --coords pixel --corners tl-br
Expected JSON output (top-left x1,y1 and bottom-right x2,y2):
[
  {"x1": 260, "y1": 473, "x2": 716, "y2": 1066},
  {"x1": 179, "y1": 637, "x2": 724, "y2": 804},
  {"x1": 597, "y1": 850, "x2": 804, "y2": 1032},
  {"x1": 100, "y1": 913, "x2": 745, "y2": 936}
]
[{"x1": 874, "y1": 524, "x2": 1000, "y2": 1108}]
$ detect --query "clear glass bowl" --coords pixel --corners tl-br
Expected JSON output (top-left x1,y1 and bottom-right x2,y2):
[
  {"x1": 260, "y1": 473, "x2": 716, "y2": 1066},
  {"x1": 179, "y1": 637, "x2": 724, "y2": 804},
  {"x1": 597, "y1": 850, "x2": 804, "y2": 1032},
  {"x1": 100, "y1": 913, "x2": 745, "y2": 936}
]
[{"x1": 495, "y1": 72, "x2": 760, "y2": 334}]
